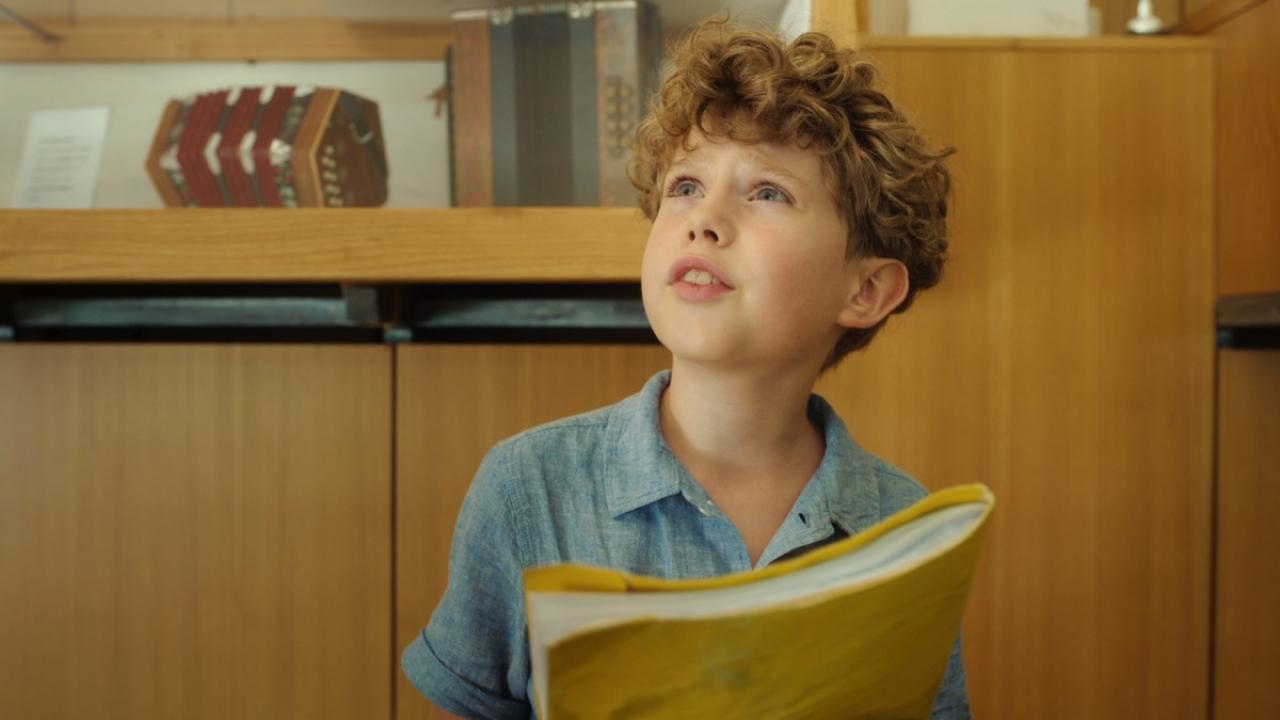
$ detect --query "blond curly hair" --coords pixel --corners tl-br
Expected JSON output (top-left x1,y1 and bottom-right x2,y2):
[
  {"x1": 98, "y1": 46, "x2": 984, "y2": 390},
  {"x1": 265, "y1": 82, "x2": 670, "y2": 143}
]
[{"x1": 629, "y1": 18, "x2": 953, "y2": 368}]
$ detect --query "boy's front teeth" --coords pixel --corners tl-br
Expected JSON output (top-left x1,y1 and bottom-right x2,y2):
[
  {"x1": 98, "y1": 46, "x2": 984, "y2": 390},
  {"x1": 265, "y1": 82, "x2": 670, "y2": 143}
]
[{"x1": 681, "y1": 270, "x2": 720, "y2": 286}]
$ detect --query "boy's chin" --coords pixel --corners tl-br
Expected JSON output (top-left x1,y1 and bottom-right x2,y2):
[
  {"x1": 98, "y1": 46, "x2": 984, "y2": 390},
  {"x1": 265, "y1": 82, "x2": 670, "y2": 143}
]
[{"x1": 654, "y1": 331, "x2": 738, "y2": 367}]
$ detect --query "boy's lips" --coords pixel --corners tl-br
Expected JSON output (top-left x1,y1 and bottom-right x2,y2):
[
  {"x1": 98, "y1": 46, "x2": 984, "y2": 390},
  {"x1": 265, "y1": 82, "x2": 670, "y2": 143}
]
[
  {"x1": 667, "y1": 256, "x2": 733, "y2": 302},
  {"x1": 667, "y1": 256, "x2": 734, "y2": 288}
]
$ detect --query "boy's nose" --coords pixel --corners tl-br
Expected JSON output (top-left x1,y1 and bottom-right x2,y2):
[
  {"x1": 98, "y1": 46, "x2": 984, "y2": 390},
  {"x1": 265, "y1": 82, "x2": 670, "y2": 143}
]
[
  {"x1": 688, "y1": 228, "x2": 721, "y2": 244},
  {"x1": 686, "y1": 210, "x2": 733, "y2": 246}
]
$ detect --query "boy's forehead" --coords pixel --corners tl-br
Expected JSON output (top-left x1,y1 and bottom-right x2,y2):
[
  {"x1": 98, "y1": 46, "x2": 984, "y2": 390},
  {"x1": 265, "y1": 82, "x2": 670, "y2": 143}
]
[{"x1": 668, "y1": 130, "x2": 818, "y2": 180}]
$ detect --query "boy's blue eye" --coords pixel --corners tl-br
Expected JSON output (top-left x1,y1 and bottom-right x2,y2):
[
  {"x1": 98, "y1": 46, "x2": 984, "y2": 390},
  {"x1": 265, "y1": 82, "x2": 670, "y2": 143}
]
[
  {"x1": 667, "y1": 178, "x2": 699, "y2": 197},
  {"x1": 755, "y1": 186, "x2": 788, "y2": 203}
]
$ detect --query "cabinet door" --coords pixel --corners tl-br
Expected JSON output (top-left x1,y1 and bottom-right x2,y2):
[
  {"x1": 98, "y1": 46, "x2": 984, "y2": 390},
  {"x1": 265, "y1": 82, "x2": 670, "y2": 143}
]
[
  {"x1": 0, "y1": 345, "x2": 392, "y2": 720},
  {"x1": 819, "y1": 46, "x2": 1215, "y2": 719},
  {"x1": 1215, "y1": 350, "x2": 1280, "y2": 720},
  {"x1": 394, "y1": 343, "x2": 669, "y2": 720}
]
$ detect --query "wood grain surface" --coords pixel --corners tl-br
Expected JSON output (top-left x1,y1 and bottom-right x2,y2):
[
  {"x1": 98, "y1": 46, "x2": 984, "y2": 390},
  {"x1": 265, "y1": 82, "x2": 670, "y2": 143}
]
[
  {"x1": 0, "y1": 208, "x2": 650, "y2": 283},
  {"x1": 0, "y1": 344, "x2": 393, "y2": 720},
  {"x1": 1215, "y1": 350, "x2": 1280, "y2": 720},
  {"x1": 1194, "y1": 0, "x2": 1280, "y2": 296},
  {"x1": 0, "y1": 18, "x2": 452, "y2": 61},
  {"x1": 814, "y1": 42, "x2": 1216, "y2": 719}
]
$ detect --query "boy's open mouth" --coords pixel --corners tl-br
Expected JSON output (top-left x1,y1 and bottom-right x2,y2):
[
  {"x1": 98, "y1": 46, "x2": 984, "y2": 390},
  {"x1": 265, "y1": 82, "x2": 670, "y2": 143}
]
[{"x1": 667, "y1": 256, "x2": 734, "y2": 289}]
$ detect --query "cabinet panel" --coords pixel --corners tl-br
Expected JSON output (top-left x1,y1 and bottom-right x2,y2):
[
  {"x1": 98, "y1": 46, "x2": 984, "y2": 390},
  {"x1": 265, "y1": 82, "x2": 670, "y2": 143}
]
[
  {"x1": 1215, "y1": 350, "x2": 1280, "y2": 720},
  {"x1": 0, "y1": 344, "x2": 392, "y2": 720},
  {"x1": 817, "y1": 45, "x2": 1216, "y2": 719},
  {"x1": 394, "y1": 343, "x2": 670, "y2": 720},
  {"x1": 1209, "y1": 0, "x2": 1280, "y2": 295}
]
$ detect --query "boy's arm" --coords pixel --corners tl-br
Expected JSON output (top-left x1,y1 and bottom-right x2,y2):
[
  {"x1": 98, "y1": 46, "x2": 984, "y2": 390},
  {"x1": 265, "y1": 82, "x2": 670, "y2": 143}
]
[{"x1": 401, "y1": 446, "x2": 534, "y2": 719}]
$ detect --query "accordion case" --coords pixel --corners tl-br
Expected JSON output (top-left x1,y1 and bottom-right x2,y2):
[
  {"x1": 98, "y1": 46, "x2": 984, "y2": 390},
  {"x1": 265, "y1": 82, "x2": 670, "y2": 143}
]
[
  {"x1": 145, "y1": 86, "x2": 389, "y2": 208},
  {"x1": 447, "y1": 0, "x2": 663, "y2": 207}
]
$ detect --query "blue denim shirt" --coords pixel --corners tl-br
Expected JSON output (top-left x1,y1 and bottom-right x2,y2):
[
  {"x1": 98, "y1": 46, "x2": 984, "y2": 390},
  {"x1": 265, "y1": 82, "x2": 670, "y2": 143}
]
[{"x1": 402, "y1": 370, "x2": 970, "y2": 719}]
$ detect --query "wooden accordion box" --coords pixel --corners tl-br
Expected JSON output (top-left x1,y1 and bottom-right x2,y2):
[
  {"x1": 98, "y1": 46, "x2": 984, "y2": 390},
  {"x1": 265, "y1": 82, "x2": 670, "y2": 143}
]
[{"x1": 145, "y1": 86, "x2": 389, "y2": 208}]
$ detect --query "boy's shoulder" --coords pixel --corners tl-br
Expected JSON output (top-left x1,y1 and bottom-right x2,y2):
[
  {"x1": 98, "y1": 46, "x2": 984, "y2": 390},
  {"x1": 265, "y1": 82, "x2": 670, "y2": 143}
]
[
  {"x1": 488, "y1": 395, "x2": 626, "y2": 460},
  {"x1": 806, "y1": 391, "x2": 931, "y2": 526},
  {"x1": 865, "y1": 453, "x2": 930, "y2": 518},
  {"x1": 478, "y1": 372, "x2": 667, "y2": 488},
  {"x1": 488, "y1": 370, "x2": 667, "y2": 458}
]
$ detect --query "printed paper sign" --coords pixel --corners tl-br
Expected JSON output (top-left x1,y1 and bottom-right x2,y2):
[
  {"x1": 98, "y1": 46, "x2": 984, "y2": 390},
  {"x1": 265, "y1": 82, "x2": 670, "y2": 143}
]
[{"x1": 12, "y1": 107, "x2": 110, "y2": 209}]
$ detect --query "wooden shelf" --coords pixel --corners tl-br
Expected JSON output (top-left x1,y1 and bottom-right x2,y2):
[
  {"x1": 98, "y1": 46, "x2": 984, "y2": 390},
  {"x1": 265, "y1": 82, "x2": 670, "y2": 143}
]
[
  {"x1": 0, "y1": 208, "x2": 649, "y2": 283},
  {"x1": 0, "y1": 17, "x2": 452, "y2": 61},
  {"x1": 860, "y1": 35, "x2": 1215, "y2": 52}
]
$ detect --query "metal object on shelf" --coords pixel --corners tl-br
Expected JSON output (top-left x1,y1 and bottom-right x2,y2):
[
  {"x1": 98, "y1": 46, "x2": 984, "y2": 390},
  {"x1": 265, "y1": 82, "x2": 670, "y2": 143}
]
[
  {"x1": 412, "y1": 298, "x2": 648, "y2": 330},
  {"x1": 1218, "y1": 293, "x2": 1280, "y2": 329},
  {"x1": 1127, "y1": 0, "x2": 1164, "y2": 34},
  {"x1": 1217, "y1": 293, "x2": 1280, "y2": 349},
  {"x1": 15, "y1": 297, "x2": 357, "y2": 328}
]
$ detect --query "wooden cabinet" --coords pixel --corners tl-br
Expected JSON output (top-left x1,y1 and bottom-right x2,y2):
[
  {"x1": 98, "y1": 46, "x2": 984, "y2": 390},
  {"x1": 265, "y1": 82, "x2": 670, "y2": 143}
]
[
  {"x1": 0, "y1": 345, "x2": 393, "y2": 720},
  {"x1": 1215, "y1": 351, "x2": 1280, "y2": 720},
  {"x1": 814, "y1": 37, "x2": 1217, "y2": 719}
]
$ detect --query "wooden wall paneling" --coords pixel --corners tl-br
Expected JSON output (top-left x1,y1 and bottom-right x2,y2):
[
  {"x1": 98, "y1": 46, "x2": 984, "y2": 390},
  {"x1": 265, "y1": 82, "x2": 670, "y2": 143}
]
[
  {"x1": 811, "y1": 0, "x2": 860, "y2": 44},
  {"x1": 0, "y1": 344, "x2": 393, "y2": 720},
  {"x1": 1203, "y1": 0, "x2": 1280, "y2": 296},
  {"x1": 816, "y1": 44, "x2": 1216, "y2": 718},
  {"x1": 1185, "y1": 0, "x2": 1238, "y2": 20},
  {"x1": 394, "y1": 343, "x2": 671, "y2": 720},
  {"x1": 1215, "y1": 350, "x2": 1280, "y2": 720},
  {"x1": 1180, "y1": 0, "x2": 1269, "y2": 33}
]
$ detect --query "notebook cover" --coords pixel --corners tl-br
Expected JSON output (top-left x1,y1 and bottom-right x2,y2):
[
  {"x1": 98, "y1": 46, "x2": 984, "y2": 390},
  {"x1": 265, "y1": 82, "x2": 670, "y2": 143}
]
[{"x1": 527, "y1": 484, "x2": 995, "y2": 720}]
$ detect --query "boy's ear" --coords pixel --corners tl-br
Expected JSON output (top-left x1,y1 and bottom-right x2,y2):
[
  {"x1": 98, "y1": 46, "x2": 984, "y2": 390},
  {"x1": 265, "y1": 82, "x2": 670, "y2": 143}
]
[{"x1": 836, "y1": 258, "x2": 910, "y2": 329}]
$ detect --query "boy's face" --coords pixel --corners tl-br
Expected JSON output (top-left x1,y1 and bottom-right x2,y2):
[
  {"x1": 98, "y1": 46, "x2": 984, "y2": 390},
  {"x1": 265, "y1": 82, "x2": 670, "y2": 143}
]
[{"x1": 641, "y1": 128, "x2": 864, "y2": 373}]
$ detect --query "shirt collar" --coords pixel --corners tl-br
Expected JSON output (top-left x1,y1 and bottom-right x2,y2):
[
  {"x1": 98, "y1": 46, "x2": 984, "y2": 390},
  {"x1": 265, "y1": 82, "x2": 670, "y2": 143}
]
[
  {"x1": 604, "y1": 370, "x2": 683, "y2": 517},
  {"x1": 603, "y1": 369, "x2": 883, "y2": 534}
]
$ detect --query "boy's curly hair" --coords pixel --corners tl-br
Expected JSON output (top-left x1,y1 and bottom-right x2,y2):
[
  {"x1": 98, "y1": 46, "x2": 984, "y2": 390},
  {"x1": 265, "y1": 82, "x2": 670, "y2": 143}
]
[{"x1": 629, "y1": 19, "x2": 954, "y2": 369}]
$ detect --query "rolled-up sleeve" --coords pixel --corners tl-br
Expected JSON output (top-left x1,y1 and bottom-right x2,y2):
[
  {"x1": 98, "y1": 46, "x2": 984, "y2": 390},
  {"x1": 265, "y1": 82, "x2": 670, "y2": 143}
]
[
  {"x1": 931, "y1": 633, "x2": 971, "y2": 719},
  {"x1": 401, "y1": 447, "x2": 533, "y2": 720}
]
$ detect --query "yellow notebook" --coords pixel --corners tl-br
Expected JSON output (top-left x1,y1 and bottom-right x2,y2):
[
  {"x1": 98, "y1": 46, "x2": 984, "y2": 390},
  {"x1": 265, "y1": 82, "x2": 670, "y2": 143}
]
[{"x1": 523, "y1": 483, "x2": 994, "y2": 720}]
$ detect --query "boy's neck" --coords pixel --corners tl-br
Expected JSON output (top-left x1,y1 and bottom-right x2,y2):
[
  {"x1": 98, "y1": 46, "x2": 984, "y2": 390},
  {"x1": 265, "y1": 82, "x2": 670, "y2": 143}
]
[{"x1": 659, "y1": 359, "x2": 825, "y2": 490}]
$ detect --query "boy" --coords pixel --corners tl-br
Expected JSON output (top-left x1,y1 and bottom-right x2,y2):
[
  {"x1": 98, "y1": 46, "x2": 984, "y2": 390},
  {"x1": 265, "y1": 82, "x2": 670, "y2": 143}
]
[{"x1": 404, "y1": 18, "x2": 965, "y2": 719}]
